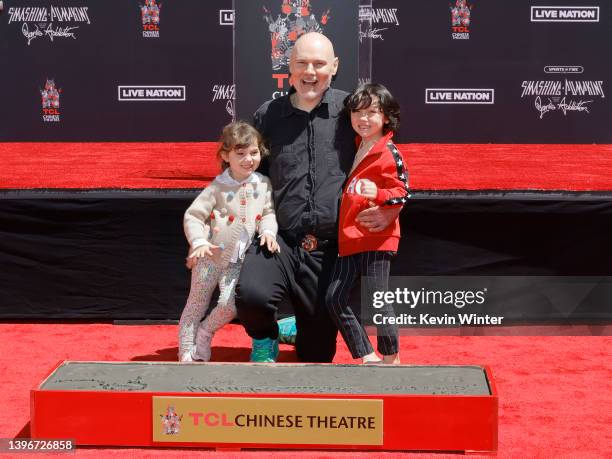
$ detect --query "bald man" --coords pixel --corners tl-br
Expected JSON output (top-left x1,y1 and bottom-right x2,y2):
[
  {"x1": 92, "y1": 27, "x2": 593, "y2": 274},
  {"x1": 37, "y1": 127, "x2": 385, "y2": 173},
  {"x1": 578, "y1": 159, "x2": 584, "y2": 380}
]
[{"x1": 235, "y1": 32, "x2": 400, "y2": 363}]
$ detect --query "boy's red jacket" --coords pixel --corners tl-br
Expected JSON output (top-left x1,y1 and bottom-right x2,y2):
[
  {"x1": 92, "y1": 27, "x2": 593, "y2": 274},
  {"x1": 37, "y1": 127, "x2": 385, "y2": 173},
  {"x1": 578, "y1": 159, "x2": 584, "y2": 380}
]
[{"x1": 338, "y1": 131, "x2": 409, "y2": 257}]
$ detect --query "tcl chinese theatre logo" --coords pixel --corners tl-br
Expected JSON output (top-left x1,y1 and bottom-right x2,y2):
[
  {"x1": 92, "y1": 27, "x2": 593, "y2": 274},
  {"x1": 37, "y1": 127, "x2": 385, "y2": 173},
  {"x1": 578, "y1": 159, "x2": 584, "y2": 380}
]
[
  {"x1": 152, "y1": 397, "x2": 383, "y2": 446},
  {"x1": 450, "y1": 0, "x2": 473, "y2": 40},
  {"x1": 264, "y1": 0, "x2": 331, "y2": 99},
  {"x1": 140, "y1": 0, "x2": 161, "y2": 38},
  {"x1": 40, "y1": 79, "x2": 61, "y2": 123}
]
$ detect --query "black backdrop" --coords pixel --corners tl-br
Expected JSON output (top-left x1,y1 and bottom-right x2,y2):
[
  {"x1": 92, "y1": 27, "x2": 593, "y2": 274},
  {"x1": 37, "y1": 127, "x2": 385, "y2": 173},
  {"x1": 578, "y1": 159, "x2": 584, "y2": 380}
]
[
  {"x1": 1, "y1": 191, "x2": 611, "y2": 321},
  {"x1": 1, "y1": 1, "x2": 611, "y2": 322},
  {"x1": 1, "y1": 0, "x2": 610, "y2": 143}
]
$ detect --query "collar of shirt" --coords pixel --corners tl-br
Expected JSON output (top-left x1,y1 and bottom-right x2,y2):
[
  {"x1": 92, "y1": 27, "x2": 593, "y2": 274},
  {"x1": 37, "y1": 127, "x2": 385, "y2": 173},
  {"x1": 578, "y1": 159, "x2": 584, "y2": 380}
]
[
  {"x1": 355, "y1": 130, "x2": 395, "y2": 157},
  {"x1": 216, "y1": 169, "x2": 262, "y2": 187},
  {"x1": 280, "y1": 86, "x2": 336, "y2": 118}
]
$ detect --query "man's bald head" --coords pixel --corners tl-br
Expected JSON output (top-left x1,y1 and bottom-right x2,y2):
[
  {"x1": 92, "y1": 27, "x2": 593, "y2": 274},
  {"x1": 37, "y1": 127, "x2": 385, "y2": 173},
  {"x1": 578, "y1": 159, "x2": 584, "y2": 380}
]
[
  {"x1": 289, "y1": 32, "x2": 339, "y2": 110},
  {"x1": 291, "y1": 32, "x2": 336, "y2": 62}
]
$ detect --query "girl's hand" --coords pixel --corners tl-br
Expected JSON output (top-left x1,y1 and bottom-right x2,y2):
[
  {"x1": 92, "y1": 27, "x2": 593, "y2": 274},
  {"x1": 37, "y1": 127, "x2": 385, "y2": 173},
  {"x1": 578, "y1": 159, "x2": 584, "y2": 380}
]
[
  {"x1": 189, "y1": 244, "x2": 219, "y2": 259},
  {"x1": 260, "y1": 233, "x2": 280, "y2": 254},
  {"x1": 185, "y1": 244, "x2": 220, "y2": 269},
  {"x1": 357, "y1": 179, "x2": 378, "y2": 199}
]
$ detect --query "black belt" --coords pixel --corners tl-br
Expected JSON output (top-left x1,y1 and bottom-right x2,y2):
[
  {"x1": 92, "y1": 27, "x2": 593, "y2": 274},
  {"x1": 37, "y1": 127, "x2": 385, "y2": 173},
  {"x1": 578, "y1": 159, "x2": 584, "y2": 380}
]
[{"x1": 279, "y1": 232, "x2": 337, "y2": 252}]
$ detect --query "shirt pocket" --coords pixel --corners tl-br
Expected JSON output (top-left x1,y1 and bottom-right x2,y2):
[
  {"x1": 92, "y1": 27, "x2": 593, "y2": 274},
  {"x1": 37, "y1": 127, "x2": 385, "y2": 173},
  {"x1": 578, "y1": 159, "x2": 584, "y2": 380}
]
[
  {"x1": 326, "y1": 139, "x2": 353, "y2": 176},
  {"x1": 270, "y1": 143, "x2": 298, "y2": 187}
]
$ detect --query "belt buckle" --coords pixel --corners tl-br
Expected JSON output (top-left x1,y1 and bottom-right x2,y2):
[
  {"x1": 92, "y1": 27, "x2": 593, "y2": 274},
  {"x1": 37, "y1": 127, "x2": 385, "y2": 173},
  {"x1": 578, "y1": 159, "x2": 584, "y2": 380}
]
[{"x1": 301, "y1": 234, "x2": 317, "y2": 252}]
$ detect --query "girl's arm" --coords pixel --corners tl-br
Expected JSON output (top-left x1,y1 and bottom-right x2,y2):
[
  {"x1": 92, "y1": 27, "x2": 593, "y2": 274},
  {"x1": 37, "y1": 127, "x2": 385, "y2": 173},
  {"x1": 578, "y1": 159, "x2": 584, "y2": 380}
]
[
  {"x1": 258, "y1": 177, "x2": 278, "y2": 237},
  {"x1": 183, "y1": 185, "x2": 217, "y2": 250}
]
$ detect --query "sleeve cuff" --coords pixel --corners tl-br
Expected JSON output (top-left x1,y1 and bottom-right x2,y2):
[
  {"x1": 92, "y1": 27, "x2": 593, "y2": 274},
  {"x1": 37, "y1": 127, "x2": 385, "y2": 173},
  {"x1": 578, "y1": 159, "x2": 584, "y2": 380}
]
[
  {"x1": 191, "y1": 238, "x2": 211, "y2": 250},
  {"x1": 375, "y1": 188, "x2": 388, "y2": 205}
]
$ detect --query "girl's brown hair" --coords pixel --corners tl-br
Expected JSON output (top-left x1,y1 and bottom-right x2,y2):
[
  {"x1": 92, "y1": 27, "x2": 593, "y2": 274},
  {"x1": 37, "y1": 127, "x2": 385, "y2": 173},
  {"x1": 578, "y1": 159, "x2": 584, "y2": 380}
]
[{"x1": 217, "y1": 121, "x2": 269, "y2": 170}]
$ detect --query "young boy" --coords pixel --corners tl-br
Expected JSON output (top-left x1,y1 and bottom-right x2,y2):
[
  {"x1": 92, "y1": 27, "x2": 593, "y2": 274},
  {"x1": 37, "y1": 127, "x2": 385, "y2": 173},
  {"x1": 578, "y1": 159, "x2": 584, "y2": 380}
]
[{"x1": 325, "y1": 83, "x2": 409, "y2": 364}]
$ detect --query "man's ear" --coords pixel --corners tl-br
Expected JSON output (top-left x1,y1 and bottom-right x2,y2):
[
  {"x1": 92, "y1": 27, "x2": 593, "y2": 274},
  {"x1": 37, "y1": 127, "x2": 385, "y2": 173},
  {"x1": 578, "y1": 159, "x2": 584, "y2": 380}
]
[{"x1": 332, "y1": 57, "x2": 339, "y2": 76}]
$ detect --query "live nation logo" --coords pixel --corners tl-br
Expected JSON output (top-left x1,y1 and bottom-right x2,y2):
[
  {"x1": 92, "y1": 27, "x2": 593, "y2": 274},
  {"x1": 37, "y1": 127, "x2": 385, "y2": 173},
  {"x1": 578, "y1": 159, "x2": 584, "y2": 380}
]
[
  {"x1": 219, "y1": 9, "x2": 234, "y2": 25},
  {"x1": 359, "y1": 6, "x2": 399, "y2": 42},
  {"x1": 521, "y1": 66, "x2": 605, "y2": 119},
  {"x1": 118, "y1": 86, "x2": 186, "y2": 101},
  {"x1": 140, "y1": 0, "x2": 162, "y2": 38},
  {"x1": 530, "y1": 6, "x2": 599, "y2": 22},
  {"x1": 450, "y1": 0, "x2": 473, "y2": 40},
  {"x1": 425, "y1": 88, "x2": 494, "y2": 104},
  {"x1": 6, "y1": 5, "x2": 91, "y2": 46},
  {"x1": 40, "y1": 79, "x2": 61, "y2": 123},
  {"x1": 212, "y1": 84, "x2": 235, "y2": 117}
]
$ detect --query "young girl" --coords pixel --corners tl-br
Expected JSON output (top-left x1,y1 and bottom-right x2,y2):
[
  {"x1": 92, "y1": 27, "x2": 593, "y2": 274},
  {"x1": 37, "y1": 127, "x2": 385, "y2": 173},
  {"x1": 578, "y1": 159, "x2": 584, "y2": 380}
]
[
  {"x1": 179, "y1": 121, "x2": 279, "y2": 362},
  {"x1": 325, "y1": 83, "x2": 409, "y2": 364}
]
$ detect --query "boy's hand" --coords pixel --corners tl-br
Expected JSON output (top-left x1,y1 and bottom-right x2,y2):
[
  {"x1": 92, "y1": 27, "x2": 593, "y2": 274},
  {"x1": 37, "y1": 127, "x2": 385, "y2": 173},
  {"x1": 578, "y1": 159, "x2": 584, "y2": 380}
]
[
  {"x1": 357, "y1": 179, "x2": 378, "y2": 199},
  {"x1": 260, "y1": 233, "x2": 280, "y2": 253}
]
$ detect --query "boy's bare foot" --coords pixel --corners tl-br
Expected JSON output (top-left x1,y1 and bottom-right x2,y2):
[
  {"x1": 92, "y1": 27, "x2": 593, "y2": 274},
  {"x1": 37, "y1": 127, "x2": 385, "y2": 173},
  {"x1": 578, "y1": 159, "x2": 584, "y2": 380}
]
[
  {"x1": 382, "y1": 354, "x2": 401, "y2": 365},
  {"x1": 362, "y1": 352, "x2": 382, "y2": 364}
]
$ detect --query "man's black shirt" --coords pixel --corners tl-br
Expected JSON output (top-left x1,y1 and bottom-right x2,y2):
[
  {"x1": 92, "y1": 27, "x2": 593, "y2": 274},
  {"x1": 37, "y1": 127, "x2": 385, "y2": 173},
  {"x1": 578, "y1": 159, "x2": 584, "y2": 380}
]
[{"x1": 254, "y1": 88, "x2": 355, "y2": 241}]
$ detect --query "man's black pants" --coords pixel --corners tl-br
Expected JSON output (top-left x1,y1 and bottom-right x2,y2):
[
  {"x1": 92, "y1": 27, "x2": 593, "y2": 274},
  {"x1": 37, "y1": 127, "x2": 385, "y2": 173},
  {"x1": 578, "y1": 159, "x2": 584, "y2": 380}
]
[{"x1": 235, "y1": 234, "x2": 338, "y2": 362}]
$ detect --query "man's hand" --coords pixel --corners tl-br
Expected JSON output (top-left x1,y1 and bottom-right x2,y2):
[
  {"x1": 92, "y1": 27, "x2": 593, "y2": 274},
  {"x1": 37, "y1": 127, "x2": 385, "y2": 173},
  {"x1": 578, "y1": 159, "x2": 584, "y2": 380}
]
[
  {"x1": 356, "y1": 205, "x2": 402, "y2": 232},
  {"x1": 357, "y1": 179, "x2": 378, "y2": 199},
  {"x1": 260, "y1": 233, "x2": 280, "y2": 253}
]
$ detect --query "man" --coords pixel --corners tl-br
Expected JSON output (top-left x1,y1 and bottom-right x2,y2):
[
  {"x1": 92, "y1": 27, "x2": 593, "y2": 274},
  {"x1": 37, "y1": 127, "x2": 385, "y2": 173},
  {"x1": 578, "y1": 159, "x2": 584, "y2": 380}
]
[{"x1": 235, "y1": 32, "x2": 400, "y2": 363}]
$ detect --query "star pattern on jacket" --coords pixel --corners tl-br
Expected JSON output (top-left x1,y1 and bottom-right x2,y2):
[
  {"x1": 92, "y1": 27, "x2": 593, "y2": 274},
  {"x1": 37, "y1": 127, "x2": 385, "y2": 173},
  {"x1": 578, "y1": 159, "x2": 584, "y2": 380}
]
[{"x1": 383, "y1": 142, "x2": 411, "y2": 206}]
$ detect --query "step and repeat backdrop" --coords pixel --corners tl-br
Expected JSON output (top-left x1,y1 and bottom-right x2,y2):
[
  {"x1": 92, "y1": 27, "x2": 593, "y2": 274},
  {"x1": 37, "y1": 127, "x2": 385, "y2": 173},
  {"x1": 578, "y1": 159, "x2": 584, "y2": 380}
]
[
  {"x1": 1, "y1": 0, "x2": 611, "y2": 143},
  {"x1": 0, "y1": 0, "x2": 233, "y2": 141}
]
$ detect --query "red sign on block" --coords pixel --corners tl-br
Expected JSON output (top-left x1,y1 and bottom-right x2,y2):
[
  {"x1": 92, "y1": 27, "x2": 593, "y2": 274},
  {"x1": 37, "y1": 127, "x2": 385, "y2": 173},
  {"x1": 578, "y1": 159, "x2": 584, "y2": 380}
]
[{"x1": 31, "y1": 361, "x2": 498, "y2": 453}]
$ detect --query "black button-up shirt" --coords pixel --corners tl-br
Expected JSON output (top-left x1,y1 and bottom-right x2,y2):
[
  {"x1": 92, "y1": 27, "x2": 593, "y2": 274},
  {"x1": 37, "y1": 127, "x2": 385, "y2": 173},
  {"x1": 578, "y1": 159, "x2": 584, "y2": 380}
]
[{"x1": 254, "y1": 88, "x2": 355, "y2": 241}]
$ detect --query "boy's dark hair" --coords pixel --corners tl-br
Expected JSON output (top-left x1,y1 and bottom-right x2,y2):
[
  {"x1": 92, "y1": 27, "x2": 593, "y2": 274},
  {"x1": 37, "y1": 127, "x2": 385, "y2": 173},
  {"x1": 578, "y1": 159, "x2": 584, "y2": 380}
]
[
  {"x1": 217, "y1": 120, "x2": 269, "y2": 170},
  {"x1": 344, "y1": 83, "x2": 400, "y2": 134}
]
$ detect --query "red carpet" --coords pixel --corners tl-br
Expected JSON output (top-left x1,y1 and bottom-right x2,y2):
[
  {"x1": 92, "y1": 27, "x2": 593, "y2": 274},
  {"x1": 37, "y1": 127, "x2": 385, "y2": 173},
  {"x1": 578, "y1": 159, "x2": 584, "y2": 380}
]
[
  {"x1": 2, "y1": 143, "x2": 611, "y2": 456},
  {"x1": 0, "y1": 323, "x2": 610, "y2": 457},
  {"x1": 2, "y1": 143, "x2": 612, "y2": 190}
]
